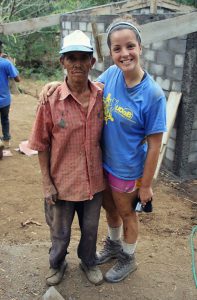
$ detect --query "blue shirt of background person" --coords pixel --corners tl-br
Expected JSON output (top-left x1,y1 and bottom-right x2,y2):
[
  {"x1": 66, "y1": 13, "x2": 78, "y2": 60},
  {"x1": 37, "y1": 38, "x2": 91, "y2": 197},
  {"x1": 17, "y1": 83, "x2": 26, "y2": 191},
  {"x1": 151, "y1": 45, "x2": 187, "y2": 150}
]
[
  {"x1": 0, "y1": 57, "x2": 19, "y2": 108},
  {"x1": 97, "y1": 65, "x2": 166, "y2": 180}
]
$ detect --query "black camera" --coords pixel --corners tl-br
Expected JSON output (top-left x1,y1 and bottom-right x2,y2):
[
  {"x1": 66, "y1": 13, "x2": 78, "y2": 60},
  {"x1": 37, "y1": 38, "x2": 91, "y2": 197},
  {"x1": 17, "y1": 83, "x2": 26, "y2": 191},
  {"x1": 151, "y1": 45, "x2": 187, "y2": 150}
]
[{"x1": 132, "y1": 196, "x2": 153, "y2": 213}]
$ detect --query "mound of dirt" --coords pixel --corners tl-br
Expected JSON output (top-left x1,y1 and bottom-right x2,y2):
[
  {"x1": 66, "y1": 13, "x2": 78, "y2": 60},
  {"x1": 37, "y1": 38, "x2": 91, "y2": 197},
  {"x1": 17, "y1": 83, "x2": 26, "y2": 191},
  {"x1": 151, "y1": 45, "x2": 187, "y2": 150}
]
[{"x1": 0, "y1": 80, "x2": 196, "y2": 300}]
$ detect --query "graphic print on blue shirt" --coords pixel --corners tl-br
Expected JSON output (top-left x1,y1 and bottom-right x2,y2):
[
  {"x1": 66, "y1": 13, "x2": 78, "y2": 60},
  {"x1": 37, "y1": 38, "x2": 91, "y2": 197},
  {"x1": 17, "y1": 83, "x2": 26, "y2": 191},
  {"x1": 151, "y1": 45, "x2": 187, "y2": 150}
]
[
  {"x1": 103, "y1": 93, "x2": 136, "y2": 125},
  {"x1": 97, "y1": 65, "x2": 166, "y2": 180}
]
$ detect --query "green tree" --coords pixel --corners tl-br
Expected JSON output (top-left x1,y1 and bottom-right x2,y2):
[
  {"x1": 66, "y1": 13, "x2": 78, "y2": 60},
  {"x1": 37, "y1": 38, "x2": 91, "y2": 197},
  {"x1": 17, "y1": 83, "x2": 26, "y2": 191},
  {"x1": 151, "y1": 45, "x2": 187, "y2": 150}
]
[
  {"x1": 0, "y1": 0, "x2": 64, "y2": 78},
  {"x1": 0, "y1": 0, "x2": 55, "y2": 22}
]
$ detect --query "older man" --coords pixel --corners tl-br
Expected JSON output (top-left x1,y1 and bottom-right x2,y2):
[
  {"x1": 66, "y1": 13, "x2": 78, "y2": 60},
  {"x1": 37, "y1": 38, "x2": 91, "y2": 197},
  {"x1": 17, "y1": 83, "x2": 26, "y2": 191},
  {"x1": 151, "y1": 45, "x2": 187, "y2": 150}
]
[{"x1": 29, "y1": 30, "x2": 105, "y2": 286}]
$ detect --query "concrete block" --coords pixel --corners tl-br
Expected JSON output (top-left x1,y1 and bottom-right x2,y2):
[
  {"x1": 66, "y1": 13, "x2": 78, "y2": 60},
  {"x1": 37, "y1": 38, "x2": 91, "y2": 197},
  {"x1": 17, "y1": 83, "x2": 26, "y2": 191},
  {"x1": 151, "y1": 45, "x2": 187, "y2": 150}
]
[
  {"x1": 144, "y1": 50, "x2": 155, "y2": 62},
  {"x1": 143, "y1": 61, "x2": 149, "y2": 70},
  {"x1": 192, "y1": 119, "x2": 197, "y2": 130},
  {"x1": 72, "y1": 22, "x2": 79, "y2": 30},
  {"x1": 191, "y1": 130, "x2": 197, "y2": 141},
  {"x1": 195, "y1": 104, "x2": 197, "y2": 115},
  {"x1": 168, "y1": 38, "x2": 186, "y2": 54},
  {"x1": 143, "y1": 44, "x2": 151, "y2": 50},
  {"x1": 87, "y1": 22, "x2": 92, "y2": 32},
  {"x1": 149, "y1": 63, "x2": 164, "y2": 76},
  {"x1": 167, "y1": 138, "x2": 176, "y2": 150},
  {"x1": 96, "y1": 23, "x2": 105, "y2": 33},
  {"x1": 79, "y1": 22, "x2": 87, "y2": 31},
  {"x1": 172, "y1": 81, "x2": 182, "y2": 92},
  {"x1": 65, "y1": 21, "x2": 71, "y2": 30},
  {"x1": 170, "y1": 128, "x2": 177, "y2": 139},
  {"x1": 157, "y1": 8, "x2": 165, "y2": 13},
  {"x1": 191, "y1": 167, "x2": 197, "y2": 175},
  {"x1": 93, "y1": 51, "x2": 98, "y2": 60},
  {"x1": 156, "y1": 77, "x2": 170, "y2": 91},
  {"x1": 86, "y1": 32, "x2": 93, "y2": 42},
  {"x1": 190, "y1": 141, "x2": 197, "y2": 152},
  {"x1": 157, "y1": 51, "x2": 173, "y2": 66},
  {"x1": 140, "y1": 8, "x2": 150, "y2": 14},
  {"x1": 163, "y1": 157, "x2": 173, "y2": 171},
  {"x1": 95, "y1": 62, "x2": 104, "y2": 72},
  {"x1": 166, "y1": 66, "x2": 183, "y2": 81},
  {"x1": 165, "y1": 148, "x2": 175, "y2": 161},
  {"x1": 152, "y1": 41, "x2": 166, "y2": 50},
  {"x1": 91, "y1": 40, "x2": 95, "y2": 50},
  {"x1": 42, "y1": 287, "x2": 65, "y2": 300},
  {"x1": 174, "y1": 54, "x2": 184, "y2": 67},
  {"x1": 62, "y1": 30, "x2": 69, "y2": 38},
  {"x1": 61, "y1": 22, "x2": 65, "y2": 30},
  {"x1": 188, "y1": 152, "x2": 197, "y2": 163}
]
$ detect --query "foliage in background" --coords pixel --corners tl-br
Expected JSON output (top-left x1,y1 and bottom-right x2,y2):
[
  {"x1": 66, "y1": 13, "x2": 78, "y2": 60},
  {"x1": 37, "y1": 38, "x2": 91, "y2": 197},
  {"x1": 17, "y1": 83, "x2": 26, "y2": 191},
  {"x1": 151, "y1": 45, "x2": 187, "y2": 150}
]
[
  {"x1": 0, "y1": 0, "x2": 112, "y2": 79},
  {"x1": 0, "y1": 0, "x2": 196, "y2": 79}
]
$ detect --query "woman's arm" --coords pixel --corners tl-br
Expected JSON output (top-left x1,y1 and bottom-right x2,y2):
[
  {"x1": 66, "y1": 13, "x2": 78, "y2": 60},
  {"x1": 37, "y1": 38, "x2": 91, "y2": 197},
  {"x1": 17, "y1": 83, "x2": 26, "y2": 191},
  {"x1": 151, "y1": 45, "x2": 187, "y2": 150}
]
[
  {"x1": 39, "y1": 81, "x2": 104, "y2": 104},
  {"x1": 139, "y1": 132, "x2": 163, "y2": 205}
]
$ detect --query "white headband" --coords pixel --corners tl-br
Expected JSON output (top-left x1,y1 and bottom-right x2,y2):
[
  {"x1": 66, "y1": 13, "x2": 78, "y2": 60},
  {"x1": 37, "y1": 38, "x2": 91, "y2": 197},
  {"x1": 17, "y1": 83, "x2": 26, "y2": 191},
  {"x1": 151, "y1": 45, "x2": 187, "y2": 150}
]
[{"x1": 107, "y1": 21, "x2": 141, "y2": 44}]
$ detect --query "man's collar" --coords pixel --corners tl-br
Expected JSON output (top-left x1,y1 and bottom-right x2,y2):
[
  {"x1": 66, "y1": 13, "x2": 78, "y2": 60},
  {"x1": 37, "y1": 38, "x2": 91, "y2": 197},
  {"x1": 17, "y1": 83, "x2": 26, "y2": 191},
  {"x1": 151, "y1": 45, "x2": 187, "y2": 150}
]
[
  {"x1": 59, "y1": 80, "x2": 71, "y2": 101},
  {"x1": 58, "y1": 78, "x2": 101, "y2": 101}
]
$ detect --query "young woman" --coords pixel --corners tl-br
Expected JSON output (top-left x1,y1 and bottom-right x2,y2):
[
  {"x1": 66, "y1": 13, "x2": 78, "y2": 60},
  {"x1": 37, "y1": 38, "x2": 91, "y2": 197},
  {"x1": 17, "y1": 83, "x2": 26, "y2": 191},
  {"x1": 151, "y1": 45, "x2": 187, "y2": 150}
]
[
  {"x1": 95, "y1": 19, "x2": 166, "y2": 283},
  {"x1": 40, "y1": 18, "x2": 166, "y2": 283}
]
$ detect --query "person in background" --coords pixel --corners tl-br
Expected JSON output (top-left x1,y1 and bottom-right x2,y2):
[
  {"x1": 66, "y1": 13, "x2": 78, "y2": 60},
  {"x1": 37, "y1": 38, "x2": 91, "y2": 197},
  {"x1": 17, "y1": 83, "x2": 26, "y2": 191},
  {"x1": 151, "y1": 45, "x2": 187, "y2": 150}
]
[
  {"x1": 28, "y1": 30, "x2": 105, "y2": 286},
  {"x1": 0, "y1": 40, "x2": 20, "y2": 149},
  {"x1": 39, "y1": 16, "x2": 166, "y2": 283}
]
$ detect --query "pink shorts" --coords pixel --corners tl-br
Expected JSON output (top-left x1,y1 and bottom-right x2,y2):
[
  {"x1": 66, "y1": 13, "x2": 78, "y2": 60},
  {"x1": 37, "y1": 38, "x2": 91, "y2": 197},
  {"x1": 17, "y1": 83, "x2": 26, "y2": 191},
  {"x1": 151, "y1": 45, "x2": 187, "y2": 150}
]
[{"x1": 104, "y1": 170, "x2": 142, "y2": 193}]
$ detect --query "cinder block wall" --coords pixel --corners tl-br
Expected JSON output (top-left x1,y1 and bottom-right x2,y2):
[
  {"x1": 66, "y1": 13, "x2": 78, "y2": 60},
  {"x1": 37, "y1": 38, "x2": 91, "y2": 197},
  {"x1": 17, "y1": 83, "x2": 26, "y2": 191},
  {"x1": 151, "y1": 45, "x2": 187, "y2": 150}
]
[
  {"x1": 60, "y1": 12, "x2": 197, "y2": 178},
  {"x1": 142, "y1": 37, "x2": 187, "y2": 172}
]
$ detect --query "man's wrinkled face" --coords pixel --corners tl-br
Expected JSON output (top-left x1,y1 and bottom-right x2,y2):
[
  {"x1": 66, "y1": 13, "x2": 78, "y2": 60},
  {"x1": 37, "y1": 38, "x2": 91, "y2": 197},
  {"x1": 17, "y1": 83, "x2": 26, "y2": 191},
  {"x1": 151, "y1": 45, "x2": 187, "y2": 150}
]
[{"x1": 60, "y1": 52, "x2": 95, "y2": 82}]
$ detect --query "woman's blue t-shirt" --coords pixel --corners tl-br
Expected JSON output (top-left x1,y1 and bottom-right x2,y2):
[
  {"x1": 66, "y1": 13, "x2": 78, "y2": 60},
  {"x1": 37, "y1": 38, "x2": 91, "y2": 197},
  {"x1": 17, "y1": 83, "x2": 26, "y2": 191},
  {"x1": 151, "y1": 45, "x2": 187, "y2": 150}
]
[{"x1": 97, "y1": 65, "x2": 166, "y2": 180}]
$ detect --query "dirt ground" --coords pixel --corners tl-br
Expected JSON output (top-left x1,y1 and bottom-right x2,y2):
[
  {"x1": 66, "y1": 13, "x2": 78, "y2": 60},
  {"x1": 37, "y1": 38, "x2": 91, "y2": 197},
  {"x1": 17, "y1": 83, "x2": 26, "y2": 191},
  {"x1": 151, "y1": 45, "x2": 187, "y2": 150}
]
[{"x1": 0, "y1": 80, "x2": 197, "y2": 300}]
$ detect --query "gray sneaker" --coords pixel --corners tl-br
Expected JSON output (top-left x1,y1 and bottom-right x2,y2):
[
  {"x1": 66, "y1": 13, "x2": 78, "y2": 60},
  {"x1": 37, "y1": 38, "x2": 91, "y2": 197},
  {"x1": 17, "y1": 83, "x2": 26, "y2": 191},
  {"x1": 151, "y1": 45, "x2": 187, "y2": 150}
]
[
  {"x1": 104, "y1": 251, "x2": 137, "y2": 283},
  {"x1": 80, "y1": 261, "x2": 103, "y2": 285},
  {"x1": 96, "y1": 237, "x2": 122, "y2": 265}
]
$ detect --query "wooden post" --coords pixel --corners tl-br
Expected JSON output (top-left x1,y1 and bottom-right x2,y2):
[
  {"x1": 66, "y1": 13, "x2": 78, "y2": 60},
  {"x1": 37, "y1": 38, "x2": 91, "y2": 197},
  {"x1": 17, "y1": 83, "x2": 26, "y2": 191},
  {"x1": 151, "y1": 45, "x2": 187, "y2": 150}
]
[
  {"x1": 150, "y1": 0, "x2": 158, "y2": 14},
  {"x1": 91, "y1": 22, "x2": 103, "y2": 63},
  {"x1": 154, "y1": 92, "x2": 182, "y2": 179}
]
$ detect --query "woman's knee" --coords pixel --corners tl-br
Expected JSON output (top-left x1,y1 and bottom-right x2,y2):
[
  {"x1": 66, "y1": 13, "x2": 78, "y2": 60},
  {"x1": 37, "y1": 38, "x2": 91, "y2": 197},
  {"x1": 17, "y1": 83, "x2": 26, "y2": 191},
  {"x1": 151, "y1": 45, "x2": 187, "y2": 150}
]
[{"x1": 119, "y1": 210, "x2": 137, "y2": 223}]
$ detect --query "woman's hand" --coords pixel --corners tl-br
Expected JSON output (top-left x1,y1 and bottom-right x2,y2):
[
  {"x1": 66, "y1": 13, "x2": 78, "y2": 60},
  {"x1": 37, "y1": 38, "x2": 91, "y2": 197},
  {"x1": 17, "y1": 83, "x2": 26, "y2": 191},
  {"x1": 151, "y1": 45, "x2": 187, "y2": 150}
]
[
  {"x1": 138, "y1": 185, "x2": 153, "y2": 206},
  {"x1": 39, "y1": 81, "x2": 62, "y2": 104},
  {"x1": 139, "y1": 133, "x2": 163, "y2": 205}
]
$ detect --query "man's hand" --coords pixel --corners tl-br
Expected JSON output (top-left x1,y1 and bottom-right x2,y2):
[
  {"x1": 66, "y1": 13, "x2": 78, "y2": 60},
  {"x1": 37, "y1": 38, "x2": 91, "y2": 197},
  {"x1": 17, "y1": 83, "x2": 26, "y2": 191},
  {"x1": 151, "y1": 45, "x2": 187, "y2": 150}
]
[
  {"x1": 39, "y1": 81, "x2": 62, "y2": 104},
  {"x1": 44, "y1": 183, "x2": 58, "y2": 206},
  {"x1": 38, "y1": 150, "x2": 58, "y2": 205},
  {"x1": 45, "y1": 193, "x2": 57, "y2": 206}
]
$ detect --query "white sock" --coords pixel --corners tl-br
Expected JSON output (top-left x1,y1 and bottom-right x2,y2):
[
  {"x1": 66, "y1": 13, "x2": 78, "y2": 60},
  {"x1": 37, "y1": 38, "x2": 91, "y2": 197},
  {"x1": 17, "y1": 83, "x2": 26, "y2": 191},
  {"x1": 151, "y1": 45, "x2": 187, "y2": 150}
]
[
  {"x1": 122, "y1": 240, "x2": 137, "y2": 255},
  {"x1": 108, "y1": 225, "x2": 122, "y2": 241}
]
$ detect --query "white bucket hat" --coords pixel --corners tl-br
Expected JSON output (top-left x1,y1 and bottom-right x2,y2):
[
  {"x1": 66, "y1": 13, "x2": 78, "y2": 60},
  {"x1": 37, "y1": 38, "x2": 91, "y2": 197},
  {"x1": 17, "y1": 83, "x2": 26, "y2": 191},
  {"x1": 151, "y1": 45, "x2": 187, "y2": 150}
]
[{"x1": 60, "y1": 30, "x2": 93, "y2": 54}]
